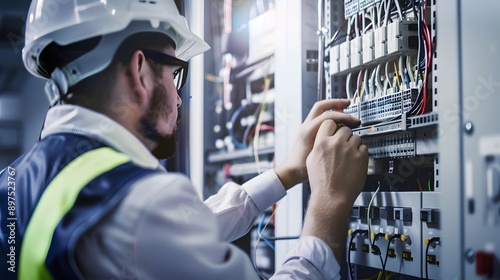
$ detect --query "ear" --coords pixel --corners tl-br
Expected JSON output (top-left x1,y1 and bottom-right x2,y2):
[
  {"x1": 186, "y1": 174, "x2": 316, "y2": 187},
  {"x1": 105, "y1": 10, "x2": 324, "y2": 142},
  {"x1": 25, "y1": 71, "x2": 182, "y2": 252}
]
[{"x1": 128, "y1": 50, "x2": 153, "y2": 106}]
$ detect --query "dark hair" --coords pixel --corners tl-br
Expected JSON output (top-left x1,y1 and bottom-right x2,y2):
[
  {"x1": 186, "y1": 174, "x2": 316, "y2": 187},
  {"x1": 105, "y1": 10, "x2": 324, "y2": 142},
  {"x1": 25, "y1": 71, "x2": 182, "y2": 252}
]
[{"x1": 39, "y1": 32, "x2": 176, "y2": 110}]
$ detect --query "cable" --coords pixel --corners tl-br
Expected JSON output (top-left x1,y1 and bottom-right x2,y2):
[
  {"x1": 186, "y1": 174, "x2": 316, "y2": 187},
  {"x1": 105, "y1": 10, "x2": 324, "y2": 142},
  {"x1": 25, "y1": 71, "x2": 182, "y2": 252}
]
[
  {"x1": 393, "y1": 61, "x2": 401, "y2": 90},
  {"x1": 382, "y1": 234, "x2": 401, "y2": 279},
  {"x1": 253, "y1": 206, "x2": 277, "y2": 280},
  {"x1": 370, "y1": 66, "x2": 377, "y2": 98},
  {"x1": 398, "y1": 56, "x2": 406, "y2": 87},
  {"x1": 252, "y1": 58, "x2": 273, "y2": 174},
  {"x1": 364, "y1": 68, "x2": 371, "y2": 100},
  {"x1": 348, "y1": 229, "x2": 368, "y2": 280},
  {"x1": 367, "y1": 183, "x2": 381, "y2": 251},
  {"x1": 384, "y1": 61, "x2": 391, "y2": 95},
  {"x1": 415, "y1": 0, "x2": 422, "y2": 84},
  {"x1": 348, "y1": 232, "x2": 356, "y2": 280},
  {"x1": 375, "y1": 64, "x2": 383, "y2": 97},
  {"x1": 372, "y1": 233, "x2": 385, "y2": 271},
  {"x1": 425, "y1": 237, "x2": 441, "y2": 279},
  {"x1": 394, "y1": 0, "x2": 404, "y2": 20},
  {"x1": 357, "y1": 70, "x2": 364, "y2": 102},
  {"x1": 420, "y1": 0, "x2": 432, "y2": 115},
  {"x1": 229, "y1": 103, "x2": 250, "y2": 149},
  {"x1": 253, "y1": 94, "x2": 267, "y2": 174},
  {"x1": 257, "y1": 212, "x2": 275, "y2": 250},
  {"x1": 326, "y1": 20, "x2": 348, "y2": 48},
  {"x1": 346, "y1": 72, "x2": 353, "y2": 100},
  {"x1": 406, "y1": 55, "x2": 415, "y2": 83},
  {"x1": 383, "y1": 0, "x2": 391, "y2": 26}
]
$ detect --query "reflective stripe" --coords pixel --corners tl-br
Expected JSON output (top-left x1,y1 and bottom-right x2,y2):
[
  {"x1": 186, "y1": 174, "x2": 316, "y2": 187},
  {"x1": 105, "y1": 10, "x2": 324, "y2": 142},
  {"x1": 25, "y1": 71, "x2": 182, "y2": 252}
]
[{"x1": 19, "y1": 147, "x2": 129, "y2": 280}]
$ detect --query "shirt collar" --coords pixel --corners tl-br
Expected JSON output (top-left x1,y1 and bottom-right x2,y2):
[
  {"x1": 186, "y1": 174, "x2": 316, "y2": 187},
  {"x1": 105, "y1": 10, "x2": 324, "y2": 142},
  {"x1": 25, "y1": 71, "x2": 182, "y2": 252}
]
[{"x1": 41, "y1": 105, "x2": 165, "y2": 170}]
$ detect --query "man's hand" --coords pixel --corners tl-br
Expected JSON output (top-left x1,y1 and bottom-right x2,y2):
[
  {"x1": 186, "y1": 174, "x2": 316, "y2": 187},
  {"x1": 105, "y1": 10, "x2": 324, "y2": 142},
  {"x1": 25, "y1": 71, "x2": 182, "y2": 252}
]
[
  {"x1": 306, "y1": 120, "x2": 368, "y2": 205},
  {"x1": 301, "y1": 119, "x2": 368, "y2": 261},
  {"x1": 274, "y1": 99, "x2": 361, "y2": 190}
]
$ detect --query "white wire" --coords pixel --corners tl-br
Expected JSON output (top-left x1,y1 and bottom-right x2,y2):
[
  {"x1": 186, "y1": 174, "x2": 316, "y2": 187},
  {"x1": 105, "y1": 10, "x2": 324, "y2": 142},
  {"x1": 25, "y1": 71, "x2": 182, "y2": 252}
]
[
  {"x1": 364, "y1": 69, "x2": 370, "y2": 100},
  {"x1": 353, "y1": 15, "x2": 360, "y2": 38},
  {"x1": 346, "y1": 72, "x2": 353, "y2": 100},
  {"x1": 375, "y1": 64, "x2": 383, "y2": 96},
  {"x1": 347, "y1": 16, "x2": 352, "y2": 40},
  {"x1": 406, "y1": 55, "x2": 415, "y2": 83},
  {"x1": 361, "y1": 11, "x2": 366, "y2": 33},
  {"x1": 383, "y1": 0, "x2": 390, "y2": 26},
  {"x1": 370, "y1": 6, "x2": 377, "y2": 29},
  {"x1": 367, "y1": 184, "x2": 381, "y2": 247},
  {"x1": 356, "y1": 70, "x2": 363, "y2": 101},
  {"x1": 377, "y1": 1, "x2": 384, "y2": 28},
  {"x1": 385, "y1": 60, "x2": 392, "y2": 93},
  {"x1": 398, "y1": 56, "x2": 405, "y2": 87},
  {"x1": 394, "y1": 0, "x2": 403, "y2": 20},
  {"x1": 370, "y1": 66, "x2": 377, "y2": 98}
]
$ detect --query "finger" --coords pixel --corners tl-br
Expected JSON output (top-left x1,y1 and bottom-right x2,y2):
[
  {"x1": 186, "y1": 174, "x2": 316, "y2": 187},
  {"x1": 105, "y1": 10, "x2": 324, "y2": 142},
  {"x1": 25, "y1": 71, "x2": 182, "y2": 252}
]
[
  {"x1": 348, "y1": 134, "x2": 363, "y2": 148},
  {"x1": 305, "y1": 99, "x2": 351, "y2": 122},
  {"x1": 304, "y1": 111, "x2": 359, "y2": 141},
  {"x1": 320, "y1": 110, "x2": 361, "y2": 128},
  {"x1": 359, "y1": 144, "x2": 368, "y2": 153},
  {"x1": 315, "y1": 119, "x2": 338, "y2": 145},
  {"x1": 332, "y1": 126, "x2": 353, "y2": 143}
]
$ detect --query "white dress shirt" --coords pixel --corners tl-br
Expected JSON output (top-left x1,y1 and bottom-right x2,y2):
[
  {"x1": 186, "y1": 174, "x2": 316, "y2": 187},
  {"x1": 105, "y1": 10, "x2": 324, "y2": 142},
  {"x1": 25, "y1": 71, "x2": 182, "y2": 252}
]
[{"x1": 41, "y1": 105, "x2": 340, "y2": 279}]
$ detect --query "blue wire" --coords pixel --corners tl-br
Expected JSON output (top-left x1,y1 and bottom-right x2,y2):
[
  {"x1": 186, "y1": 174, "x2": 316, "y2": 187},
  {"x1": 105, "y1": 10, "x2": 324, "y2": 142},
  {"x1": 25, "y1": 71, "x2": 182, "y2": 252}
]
[
  {"x1": 258, "y1": 212, "x2": 275, "y2": 250},
  {"x1": 229, "y1": 104, "x2": 249, "y2": 149}
]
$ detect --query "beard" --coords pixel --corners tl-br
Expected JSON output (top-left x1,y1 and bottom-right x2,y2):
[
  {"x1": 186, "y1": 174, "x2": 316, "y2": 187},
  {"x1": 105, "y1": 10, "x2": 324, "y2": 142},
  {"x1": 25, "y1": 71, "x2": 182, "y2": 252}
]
[{"x1": 138, "y1": 82, "x2": 178, "y2": 160}]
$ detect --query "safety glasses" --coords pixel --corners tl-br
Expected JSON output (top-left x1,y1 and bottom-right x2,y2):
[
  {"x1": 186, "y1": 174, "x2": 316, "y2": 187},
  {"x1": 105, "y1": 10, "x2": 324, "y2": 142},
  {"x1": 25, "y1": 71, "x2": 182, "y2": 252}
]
[{"x1": 141, "y1": 49, "x2": 189, "y2": 91}]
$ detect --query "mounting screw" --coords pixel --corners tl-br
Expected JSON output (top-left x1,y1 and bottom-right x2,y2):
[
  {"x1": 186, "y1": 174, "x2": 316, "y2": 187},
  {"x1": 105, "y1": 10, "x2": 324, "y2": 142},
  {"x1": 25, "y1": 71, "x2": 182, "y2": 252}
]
[
  {"x1": 464, "y1": 122, "x2": 474, "y2": 135},
  {"x1": 465, "y1": 248, "x2": 475, "y2": 263}
]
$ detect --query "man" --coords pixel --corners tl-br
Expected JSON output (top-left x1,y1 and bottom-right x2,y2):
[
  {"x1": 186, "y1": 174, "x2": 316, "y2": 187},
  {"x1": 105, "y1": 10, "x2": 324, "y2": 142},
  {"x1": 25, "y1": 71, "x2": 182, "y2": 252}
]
[{"x1": 0, "y1": 0, "x2": 368, "y2": 279}]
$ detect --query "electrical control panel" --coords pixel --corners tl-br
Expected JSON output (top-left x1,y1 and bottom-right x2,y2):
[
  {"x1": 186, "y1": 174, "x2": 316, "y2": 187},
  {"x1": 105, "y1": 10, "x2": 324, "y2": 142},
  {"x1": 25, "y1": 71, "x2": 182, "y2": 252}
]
[
  {"x1": 199, "y1": 0, "x2": 500, "y2": 278},
  {"x1": 320, "y1": 0, "x2": 500, "y2": 279},
  {"x1": 323, "y1": 0, "x2": 441, "y2": 278}
]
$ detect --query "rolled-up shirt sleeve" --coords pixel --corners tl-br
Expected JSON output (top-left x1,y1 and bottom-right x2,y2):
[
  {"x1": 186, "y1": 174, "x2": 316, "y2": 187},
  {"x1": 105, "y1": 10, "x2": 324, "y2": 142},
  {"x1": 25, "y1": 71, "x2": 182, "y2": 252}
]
[
  {"x1": 205, "y1": 170, "x2": 286, "y2": 242},
  {"x1": 271, "y1": 236, "x2": 341, "y2": 280}
]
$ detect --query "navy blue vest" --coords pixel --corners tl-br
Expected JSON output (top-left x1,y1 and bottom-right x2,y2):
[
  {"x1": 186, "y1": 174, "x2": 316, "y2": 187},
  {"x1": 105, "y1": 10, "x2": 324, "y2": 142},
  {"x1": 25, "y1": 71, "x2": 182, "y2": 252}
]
[{"x1": 0, "y1": 134, "x2": 158, "y2": 279}]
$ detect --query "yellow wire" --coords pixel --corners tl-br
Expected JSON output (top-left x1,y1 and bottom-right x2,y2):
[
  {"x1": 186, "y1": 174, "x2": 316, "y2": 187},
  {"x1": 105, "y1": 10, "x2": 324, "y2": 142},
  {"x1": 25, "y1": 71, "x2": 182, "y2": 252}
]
[
  {"x1": 393, "y1": 61, "x2": 401, "y2": 89},
  {"x1": 359, "y1": 271, "x2": 381, "y2": 280},
  {"x1": 253, "y1": 76, "x2": 270, "y2": 174},
  {"x1": 385, "y1": 272, "x2": 396, "y2": 280}
]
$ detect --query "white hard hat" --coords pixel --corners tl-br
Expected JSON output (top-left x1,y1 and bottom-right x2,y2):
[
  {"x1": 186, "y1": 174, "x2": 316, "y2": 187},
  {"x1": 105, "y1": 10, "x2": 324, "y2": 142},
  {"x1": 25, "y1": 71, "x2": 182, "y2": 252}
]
[{"x1": 22, "y1": 0, "x2": 210, "y2": 104}]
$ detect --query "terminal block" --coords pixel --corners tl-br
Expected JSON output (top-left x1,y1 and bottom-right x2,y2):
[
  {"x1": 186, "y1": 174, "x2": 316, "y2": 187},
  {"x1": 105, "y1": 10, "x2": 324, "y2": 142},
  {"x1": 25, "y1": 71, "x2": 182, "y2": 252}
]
[
  {"x1": 344, "y1": 88, "x2": 418, "y2": 125},
  {"x1": 362, "y1": 131, "x2": 416, "y2": 158},
  {"x1": 344, "y1": 0, "x2": 359, "y2": 18},
  {"x1": 359, "y1": 0, "x2": 377, "y2": 10}
]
